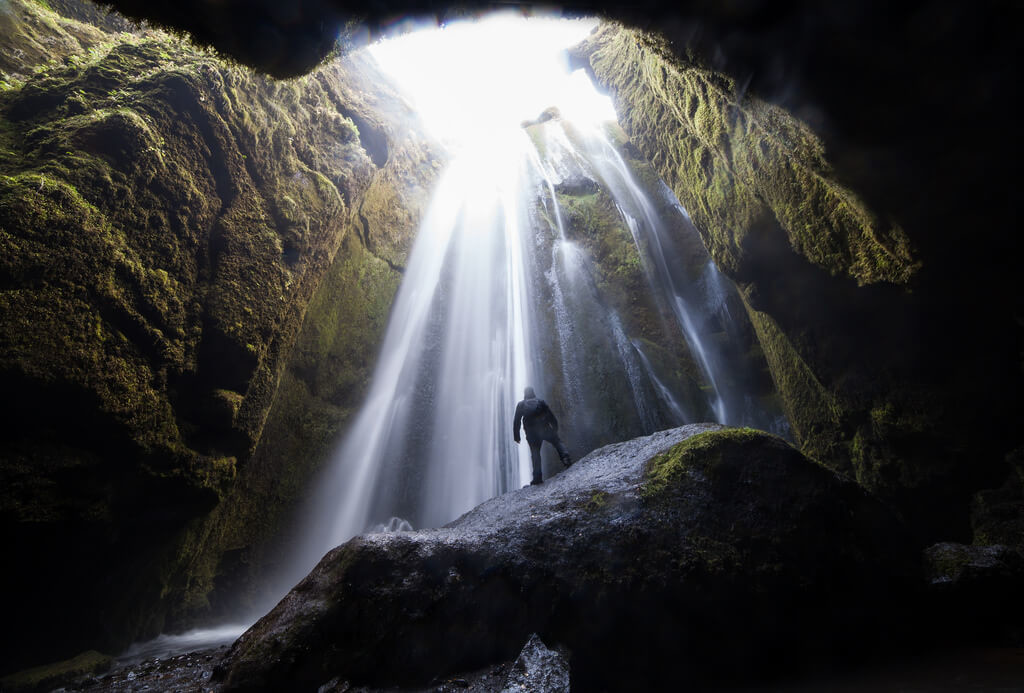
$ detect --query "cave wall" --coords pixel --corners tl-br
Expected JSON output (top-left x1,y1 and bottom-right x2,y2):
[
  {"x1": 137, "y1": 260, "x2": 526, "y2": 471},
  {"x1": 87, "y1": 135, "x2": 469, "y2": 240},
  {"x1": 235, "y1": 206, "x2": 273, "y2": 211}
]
[
  {"x1": 0, "y1": 0, "x2": 438, "y2": 671},
  {"x1": 75, "y1": 0, "x2": 1020, "y2": 546},
  {"x1": 572, "y1": 21, "x2": 1022, "y2": 543},
  {"x1": 2, "y1": 0, "x2": 1020, "y2": 674}
]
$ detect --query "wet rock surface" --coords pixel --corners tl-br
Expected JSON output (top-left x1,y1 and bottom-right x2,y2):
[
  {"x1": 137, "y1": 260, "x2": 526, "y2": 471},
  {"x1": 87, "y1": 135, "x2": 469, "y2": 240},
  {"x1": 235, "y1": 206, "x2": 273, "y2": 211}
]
[
  {"x1": 54, "y1": 642, "x2": 1024, "y2": 693},
  {"x1": 60, "y1": 648, "x2": 228, "y2": 693},
  {"x1": 56, "y1": 647, "x2": 515, "y2": 693},
  {"x1": 0, "y1": 651, "x2": 112, "y2": 693},
  {"x1": 501, "y1": 634, "x2": 569, "y2": 693},
  {"x1": 925, "y1": 542, "x2": 1024, "y2": 588},
  {"x1": 220, "y1": 424, "x2": 916, "y2": 691},
  {"x1": 922, "y1": 542, "x2": 1024, "y2": 645},
  {"x1": 0, "y1": 0, "x2": 440, "y2": 668}
]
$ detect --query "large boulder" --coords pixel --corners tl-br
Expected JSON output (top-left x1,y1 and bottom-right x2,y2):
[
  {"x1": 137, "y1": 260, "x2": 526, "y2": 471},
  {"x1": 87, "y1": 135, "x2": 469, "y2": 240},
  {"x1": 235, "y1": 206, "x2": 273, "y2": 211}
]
[
  {"x1": 220, "y1": 425, "x2": 917, "y2": 691},
  {"x1": 922, "y1": 542, "x2": 1024, "y2": 644}
]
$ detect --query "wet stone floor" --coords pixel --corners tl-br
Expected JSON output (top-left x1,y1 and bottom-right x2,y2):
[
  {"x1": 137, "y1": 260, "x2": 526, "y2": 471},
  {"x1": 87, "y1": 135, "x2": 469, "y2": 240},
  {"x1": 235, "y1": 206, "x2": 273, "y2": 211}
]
[
  {"x1": 57, "y1": 648, "x2": 513, "y2": 693},
  {"x1": 58, "y1": 648, "x2": 225, "y2": 693}
]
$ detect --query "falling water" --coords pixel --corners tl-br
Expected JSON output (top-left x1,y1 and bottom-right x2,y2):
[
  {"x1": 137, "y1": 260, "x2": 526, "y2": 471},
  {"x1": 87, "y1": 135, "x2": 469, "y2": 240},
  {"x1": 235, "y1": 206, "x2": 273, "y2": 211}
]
[
  {"x1": 293, "y1": 133, "x2": 539, "y2": 576},
  {"x1": 281, "y1": 14, "x2": 786, "y2": 591}
]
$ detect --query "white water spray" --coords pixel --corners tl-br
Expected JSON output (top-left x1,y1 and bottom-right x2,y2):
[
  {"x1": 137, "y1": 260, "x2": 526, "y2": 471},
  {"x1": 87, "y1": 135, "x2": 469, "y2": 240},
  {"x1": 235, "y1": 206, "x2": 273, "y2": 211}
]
[
  {"x1": 281, "y1": 14, "x2": 783, "y2": 593},
  {"x1": 116, "y1": 16, "x2": 789, "y2": 664}
]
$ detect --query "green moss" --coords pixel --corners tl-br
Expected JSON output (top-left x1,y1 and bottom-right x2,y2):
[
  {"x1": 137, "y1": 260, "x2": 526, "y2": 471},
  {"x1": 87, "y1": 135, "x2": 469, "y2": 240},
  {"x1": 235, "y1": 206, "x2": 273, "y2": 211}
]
[
  {"x1": 586, "y1": 489, "x2": 610, "y2": 511},
  {"x1": 971, "y1": 448, "x2": 1024, "y2": 549},
  {"x1": 574, "y1": 22, "x2": 976, "y2": 528},
  {"x1": 0, "y1": 650, "x2": 112, "y2": 693},
  {"x1": 643, "y1": 427, "x2": 770, "y2": 499},
  {"x1": 577, "y1": 22, "x2": 918, "y2": 287},
  {"x1": 0, "y1": 0, "x2": 427, "y2": 659},
  {"x1": 739, "y1": 299, "x2": 846, "y2": 470},
  {"x1": 156, "y1": 227, "x2": 404, "y2": 627}
]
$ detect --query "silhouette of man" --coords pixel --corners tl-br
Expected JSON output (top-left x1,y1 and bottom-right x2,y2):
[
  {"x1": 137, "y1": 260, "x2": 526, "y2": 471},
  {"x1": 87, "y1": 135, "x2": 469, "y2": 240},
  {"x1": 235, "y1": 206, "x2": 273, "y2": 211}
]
[{"x1": 513, "y1": 386, "x2": 571, "y2": 485}]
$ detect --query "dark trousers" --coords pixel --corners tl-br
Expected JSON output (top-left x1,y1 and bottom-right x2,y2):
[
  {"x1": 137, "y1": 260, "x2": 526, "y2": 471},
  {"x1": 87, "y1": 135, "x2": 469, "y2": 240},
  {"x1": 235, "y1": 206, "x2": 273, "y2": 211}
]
[{"x1": 528, "y1": 433, "x2": 570, "y2": 482}]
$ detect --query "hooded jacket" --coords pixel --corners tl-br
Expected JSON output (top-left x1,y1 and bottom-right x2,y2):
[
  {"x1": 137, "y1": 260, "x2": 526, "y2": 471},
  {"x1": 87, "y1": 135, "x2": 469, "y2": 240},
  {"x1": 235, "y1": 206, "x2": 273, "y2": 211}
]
[{"x1": 513, "y1": 387, "x2": 558, "y2": 444}]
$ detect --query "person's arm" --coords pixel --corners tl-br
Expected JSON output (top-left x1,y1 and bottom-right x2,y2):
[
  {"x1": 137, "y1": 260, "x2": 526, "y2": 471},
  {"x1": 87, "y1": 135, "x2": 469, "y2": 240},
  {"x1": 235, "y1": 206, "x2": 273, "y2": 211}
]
[
  {"x1": 543, "y1": 401, "x2": 558, "y2": 430},
  {"x1": 513, "y1": 401, "x2": 523, "y2": 443}
]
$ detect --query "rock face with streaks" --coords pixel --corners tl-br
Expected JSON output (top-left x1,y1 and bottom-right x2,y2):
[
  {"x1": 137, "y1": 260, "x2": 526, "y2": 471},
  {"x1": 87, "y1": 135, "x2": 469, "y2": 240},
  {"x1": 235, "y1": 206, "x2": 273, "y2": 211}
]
[
  {"x1": 0, "y1": 0, "x2": 440, "y2": 669},
  {"x1": 221, "y1": 425, "x2": 916, "y2": 691},
  {"x1": 569, "y1": 20, "x2": 1022, "y2": 544}
]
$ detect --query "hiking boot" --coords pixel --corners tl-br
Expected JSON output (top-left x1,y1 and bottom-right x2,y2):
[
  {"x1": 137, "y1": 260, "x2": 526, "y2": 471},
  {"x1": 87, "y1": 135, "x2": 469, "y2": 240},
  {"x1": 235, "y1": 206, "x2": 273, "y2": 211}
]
[
  {"x1": 530, "y1": 478, "x2": 543, "y2": 486},
  {"x1": 561, "y1": 455, "x2": 573, "y2": 468}
]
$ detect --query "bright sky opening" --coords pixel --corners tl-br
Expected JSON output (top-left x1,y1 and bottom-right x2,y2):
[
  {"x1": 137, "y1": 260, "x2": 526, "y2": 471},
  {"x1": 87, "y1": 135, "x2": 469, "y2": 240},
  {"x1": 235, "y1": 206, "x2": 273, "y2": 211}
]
[{"x1": 366, "y1": 13, "x2": 617, "y2": 147}]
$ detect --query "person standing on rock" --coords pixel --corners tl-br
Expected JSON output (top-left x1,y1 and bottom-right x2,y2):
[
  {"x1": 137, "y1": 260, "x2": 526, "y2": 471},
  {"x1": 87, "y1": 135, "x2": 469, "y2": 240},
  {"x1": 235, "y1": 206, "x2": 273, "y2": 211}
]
[{"x1": 513, "y1": 386, "x2": 572, "y2": 485}]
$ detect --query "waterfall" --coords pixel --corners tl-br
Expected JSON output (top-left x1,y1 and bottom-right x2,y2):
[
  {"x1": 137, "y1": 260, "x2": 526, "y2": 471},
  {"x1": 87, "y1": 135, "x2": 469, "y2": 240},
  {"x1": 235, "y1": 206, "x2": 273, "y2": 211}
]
[
  {"x1": 292, "y1": 132, "x2": 540, "y2": 575},
  {"x1": 281, "y1": 15, "x2": 786, "y2": 591}
]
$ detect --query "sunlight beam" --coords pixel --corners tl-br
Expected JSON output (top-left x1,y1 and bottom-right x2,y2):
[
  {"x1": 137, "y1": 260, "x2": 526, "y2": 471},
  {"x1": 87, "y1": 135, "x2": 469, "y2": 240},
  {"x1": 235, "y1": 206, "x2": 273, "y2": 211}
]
[{"x1": 366, "y1": 13, "x2": 616, "y2": 147}]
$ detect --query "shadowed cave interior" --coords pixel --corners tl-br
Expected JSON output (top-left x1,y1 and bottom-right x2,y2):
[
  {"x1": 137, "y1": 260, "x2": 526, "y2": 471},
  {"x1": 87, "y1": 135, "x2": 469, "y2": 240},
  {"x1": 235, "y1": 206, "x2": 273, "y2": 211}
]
[{"x1": 0, "y1": 0, "x2": 1021, "y2": 690}]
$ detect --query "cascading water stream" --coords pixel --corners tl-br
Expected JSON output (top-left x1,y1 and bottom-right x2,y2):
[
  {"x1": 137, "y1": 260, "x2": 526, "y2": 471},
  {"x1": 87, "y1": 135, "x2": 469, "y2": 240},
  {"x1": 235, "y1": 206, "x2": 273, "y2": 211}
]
[
  {"x1": 116, "y1": 15, "x2": 789, "y2": 662},
  {"x1": 631, "y1": 338, "x2": 690, "y2": 423},
  {"x1": 541, "y1": 122, "x2": 738, "y2": 423},
  {"x1": 290, "y1": 132, "x2": 541, "y2": 581},
  {"x1": 276, "y1": 13, "x2": 787, "y2": 598}
]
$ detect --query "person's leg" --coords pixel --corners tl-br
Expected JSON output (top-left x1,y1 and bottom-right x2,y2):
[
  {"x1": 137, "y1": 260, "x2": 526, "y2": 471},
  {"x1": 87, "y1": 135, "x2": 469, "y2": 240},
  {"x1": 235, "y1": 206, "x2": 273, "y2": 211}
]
[
  {"x1": 550, "y1": 435, "x2": 572, "y2": 466},
  {"x1": 528, "y1": 440, "x2": 543, "y2": 484}
]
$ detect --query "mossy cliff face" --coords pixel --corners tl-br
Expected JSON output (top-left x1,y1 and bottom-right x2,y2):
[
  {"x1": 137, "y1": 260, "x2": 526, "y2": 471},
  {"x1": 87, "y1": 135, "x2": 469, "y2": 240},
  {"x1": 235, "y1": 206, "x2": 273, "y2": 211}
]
[
  {"x1": 147, "y1": 48, "x2": 442, "y2": 634},
  {"x1": 0, "y1": 0, "x2": 437, "y2": 670},
  {"x1": 576, "y1": 26, "x2": 916, "y2": 288},
  {"x1": 572, "y1": 22, "x2": 1019, "y2": 541}
]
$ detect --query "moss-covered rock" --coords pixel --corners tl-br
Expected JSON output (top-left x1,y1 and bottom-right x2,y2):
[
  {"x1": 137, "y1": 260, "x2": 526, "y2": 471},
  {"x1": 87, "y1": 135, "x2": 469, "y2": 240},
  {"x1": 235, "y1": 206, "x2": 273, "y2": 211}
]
[
  {"x1": 0, "y1": 650, "x2": 112, "y2": 693},
  {"x1": 157, "y1": 228, "x2": 409, "y2": 627},
  {"x1": 220, "y1": 425, "x2": 917, "y2": 691},
  {"x1": 573, "y1": 24, "x2": 916, "y2": 288},
  {"x1": 922, "y1": 542, "x2": 1024, "y2": 644},
  {"x1": 971, "y1": 447, "x2": 1024, "y2": 551},
  {"x1": 0, "y1": 0, "x2": 439, "y2": 671}
]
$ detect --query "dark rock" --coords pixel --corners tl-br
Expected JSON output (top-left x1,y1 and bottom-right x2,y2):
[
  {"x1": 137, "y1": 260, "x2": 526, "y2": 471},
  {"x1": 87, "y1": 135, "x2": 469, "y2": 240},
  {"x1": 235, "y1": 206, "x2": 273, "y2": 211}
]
[
  {"x1": 501, "y1": 634, "x2": 569, "y2": 693},
  {"x1": 520, "y1": 106, "x2": 561, "y2": 129},
  {"x1": 925, "y1": 542, "x2": 1024, "y2": 588},
  {"x1": 221, "y1": 425, "x2": 916, "y2": 691},
  {"x1": 0, "y1": 1, "x2": 442, "y2": 668},
  {"x1": 58, "y1": 645, "x2": 232, "y2": 692},
  {"x1": 972, "y1": 447, "x2": 1024, "y2": 551},
  {"x1": 0, "y1": 650, "x2": 112, "y2": 693},
  {"x1": 553, "y1": 176, "x2": 599, "y2": 197},
  {"x1": 317, "y1": 677, "x2": 351, "y2": 693},
  {"x1": 922, "y1": 542, "x2": 1024, "y2": 644}
]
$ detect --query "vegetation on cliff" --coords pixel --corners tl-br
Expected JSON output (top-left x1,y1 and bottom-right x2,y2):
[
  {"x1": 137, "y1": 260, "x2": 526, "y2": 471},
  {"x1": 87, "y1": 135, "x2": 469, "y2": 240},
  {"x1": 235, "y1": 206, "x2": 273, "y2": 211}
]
[
  {"x1": 0, "y1": 0, "x2": 438, "y2": 669},
  {"x1": 3, "y1": 0, "x2": 1020, "y2": 679},
  {"x1": 572, "y1": 21, "x2": 1019, "y2": 544},
  {"x1": 572, "y1": 24, "x2": 917, "y2": 288}
]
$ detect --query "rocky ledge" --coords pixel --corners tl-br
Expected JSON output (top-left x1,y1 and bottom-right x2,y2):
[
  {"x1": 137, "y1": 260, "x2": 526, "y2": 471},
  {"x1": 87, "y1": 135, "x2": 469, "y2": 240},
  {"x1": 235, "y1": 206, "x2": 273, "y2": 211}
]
[{"x1": 219, "y1": 424, "x2": 918, "y2": 691}]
